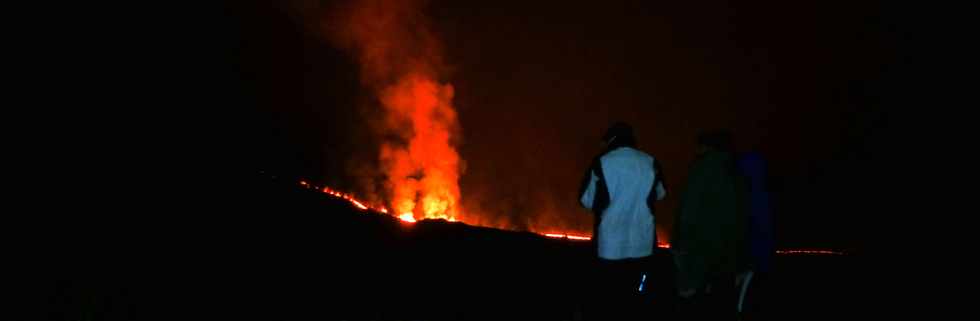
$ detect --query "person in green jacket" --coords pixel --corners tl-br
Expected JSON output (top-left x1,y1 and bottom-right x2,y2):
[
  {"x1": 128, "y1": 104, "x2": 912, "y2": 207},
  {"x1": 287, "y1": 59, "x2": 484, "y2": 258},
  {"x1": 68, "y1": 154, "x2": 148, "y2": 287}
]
[{"x1": 673, "y1": 130, "x2": 748, "y2": 304}]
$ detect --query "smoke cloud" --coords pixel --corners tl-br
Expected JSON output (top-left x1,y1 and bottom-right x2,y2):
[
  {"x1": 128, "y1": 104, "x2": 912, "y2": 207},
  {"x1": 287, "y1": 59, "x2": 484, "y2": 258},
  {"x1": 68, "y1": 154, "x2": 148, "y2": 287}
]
[{"x1": 326, "y1": 0, "x2": 463, "y2": 221}]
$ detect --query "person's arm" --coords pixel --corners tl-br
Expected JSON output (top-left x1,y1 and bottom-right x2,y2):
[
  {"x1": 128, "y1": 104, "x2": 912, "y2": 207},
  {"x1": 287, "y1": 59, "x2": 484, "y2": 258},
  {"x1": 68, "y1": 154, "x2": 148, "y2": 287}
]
[
  {"x1": 673, "y1": 159, "x2": 707, "y2": 253},
  {"x1": 646, "y1": 159, "x2": 667, "y2": 217},
  {"x1": 654, "y1": 159, "x2": 667, "y2": 201},
  {"x1": 579, "y1": 170, "x2": 598, "y2": 210},
  {"x1": 656, "y1": 182, "x2": 667, "y2": 201},
  {"x1": 580, "y1": 155, "x2": 610, "y2": 215}
]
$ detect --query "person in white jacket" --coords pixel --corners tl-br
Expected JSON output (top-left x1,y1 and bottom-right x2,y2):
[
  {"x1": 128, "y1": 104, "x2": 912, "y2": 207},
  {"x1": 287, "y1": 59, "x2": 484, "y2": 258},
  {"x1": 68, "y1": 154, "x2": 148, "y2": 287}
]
[{"x1": 579, "y1": 122, "x2": 667, "y2": 320}]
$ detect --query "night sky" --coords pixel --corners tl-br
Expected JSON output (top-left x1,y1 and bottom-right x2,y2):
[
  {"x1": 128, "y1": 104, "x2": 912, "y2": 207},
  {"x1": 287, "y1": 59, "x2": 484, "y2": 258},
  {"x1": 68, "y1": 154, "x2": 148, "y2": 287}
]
[{"x1": 187, "y1": 0, "x2": 905, "y2": 252}]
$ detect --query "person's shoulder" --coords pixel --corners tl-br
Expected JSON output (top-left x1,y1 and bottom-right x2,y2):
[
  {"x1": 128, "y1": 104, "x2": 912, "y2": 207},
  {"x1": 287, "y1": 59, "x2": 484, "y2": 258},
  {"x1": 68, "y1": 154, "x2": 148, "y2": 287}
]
[
  {"x1": 603, "y1": 147, "x2": 641, "y2": 157},
  {"x1": 602, "y1": 148, "x2": 654, "y2": 167},
  {"x1": 627, "y1": 147, "x2": 655, "y2": 162}
]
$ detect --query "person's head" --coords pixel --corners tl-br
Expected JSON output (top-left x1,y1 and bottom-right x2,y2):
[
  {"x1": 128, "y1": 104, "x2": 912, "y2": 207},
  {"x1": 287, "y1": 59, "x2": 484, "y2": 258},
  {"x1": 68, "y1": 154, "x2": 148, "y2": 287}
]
[
  {"x1": 601, "y1": 121, "x2": 637, "y2": 150},
  {"x1": 696, "y1": 129, "x2": 733, "y2": 155}
]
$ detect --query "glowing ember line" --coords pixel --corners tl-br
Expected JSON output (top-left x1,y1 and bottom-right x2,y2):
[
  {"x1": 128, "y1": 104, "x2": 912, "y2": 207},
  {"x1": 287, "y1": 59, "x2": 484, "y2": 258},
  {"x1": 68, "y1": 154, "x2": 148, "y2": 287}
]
[
  {"x1": 776, "y1": 249, "x2": 845, "y2": 255},
  {"x1": 318, "y1": 184, "x2": 373, "y2": 211},
  {"x1": 349, "y1": 199, "x2": 369, "y2": 210},
  {"x1": 303, "y1": 182, "x2": 843, "y2": 256},
  {"x1": 544, "y1": 233, "x2": 592, "y2": 241}
]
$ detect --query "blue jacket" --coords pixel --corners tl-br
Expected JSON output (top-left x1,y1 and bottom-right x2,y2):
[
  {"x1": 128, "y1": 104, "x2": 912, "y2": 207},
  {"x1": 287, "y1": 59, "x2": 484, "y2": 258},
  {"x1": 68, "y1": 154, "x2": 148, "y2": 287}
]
[{"x1": 737, "y1": 152, "x2": 774, "y2": 273}]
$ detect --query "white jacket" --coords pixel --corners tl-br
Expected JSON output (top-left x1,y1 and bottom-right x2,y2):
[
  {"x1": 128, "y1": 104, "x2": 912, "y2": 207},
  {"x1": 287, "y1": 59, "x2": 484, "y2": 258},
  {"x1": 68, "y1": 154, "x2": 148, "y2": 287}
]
[{"x1": 580, "y1": 147, "x2": 666, "y2": 260}]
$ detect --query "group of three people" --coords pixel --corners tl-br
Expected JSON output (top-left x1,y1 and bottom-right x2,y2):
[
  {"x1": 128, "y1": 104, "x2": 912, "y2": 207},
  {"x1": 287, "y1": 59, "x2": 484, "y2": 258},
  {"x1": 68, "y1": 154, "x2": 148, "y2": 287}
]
[{"x1": 579, "y1": 122, "x2": 773, "y2": 320}]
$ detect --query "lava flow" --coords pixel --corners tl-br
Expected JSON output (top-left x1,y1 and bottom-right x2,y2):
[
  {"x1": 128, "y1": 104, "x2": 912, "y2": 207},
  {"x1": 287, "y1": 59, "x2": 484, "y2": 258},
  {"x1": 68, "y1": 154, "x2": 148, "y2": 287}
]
[{"x1": 301, "y1": 180, "x2": 844, "y2": 255}]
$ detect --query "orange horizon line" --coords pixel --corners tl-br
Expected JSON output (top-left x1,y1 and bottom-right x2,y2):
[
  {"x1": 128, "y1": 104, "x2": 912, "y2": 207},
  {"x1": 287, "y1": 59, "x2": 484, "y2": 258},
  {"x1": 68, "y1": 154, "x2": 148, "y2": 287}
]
[{"x1": 303, "y1": 180, "x2": 847, "y2": 255}]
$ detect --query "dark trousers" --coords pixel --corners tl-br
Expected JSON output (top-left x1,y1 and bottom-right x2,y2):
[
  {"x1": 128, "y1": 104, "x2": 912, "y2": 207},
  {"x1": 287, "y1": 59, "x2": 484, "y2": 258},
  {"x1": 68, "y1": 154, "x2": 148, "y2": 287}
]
[
  {"x1": 587, "y1": 252, "x2": 675, "y2": 321},
  {"x1": 675, "y1": 272, "x2": 736, "y2": 320},
  {"x1": 739, "y1": 271, "x2": 771, "y2": 320},
  {"x1": 590, "y1": 257, "x2": 648, "y2": 321}
]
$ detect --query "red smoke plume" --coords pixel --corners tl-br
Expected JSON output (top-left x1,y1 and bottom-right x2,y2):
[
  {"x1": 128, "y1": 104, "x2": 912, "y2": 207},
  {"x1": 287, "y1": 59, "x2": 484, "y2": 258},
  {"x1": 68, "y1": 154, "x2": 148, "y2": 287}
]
[{"x1": 329, "y1": 0, "x2": 463, "y2": 222}]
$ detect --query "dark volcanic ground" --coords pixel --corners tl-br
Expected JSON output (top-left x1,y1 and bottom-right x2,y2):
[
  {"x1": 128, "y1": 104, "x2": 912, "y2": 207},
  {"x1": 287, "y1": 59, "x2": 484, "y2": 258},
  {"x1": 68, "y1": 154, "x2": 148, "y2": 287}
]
[{"x1": 15, "y1": 172, "x2": 866, "y2": 321}]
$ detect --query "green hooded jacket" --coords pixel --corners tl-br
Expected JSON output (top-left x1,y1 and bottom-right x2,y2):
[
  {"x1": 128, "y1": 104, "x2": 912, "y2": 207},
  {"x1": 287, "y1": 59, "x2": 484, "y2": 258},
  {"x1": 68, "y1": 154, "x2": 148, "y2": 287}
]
[{"x1": 674, "y1": 150, "x2": 748, "y2": 287}]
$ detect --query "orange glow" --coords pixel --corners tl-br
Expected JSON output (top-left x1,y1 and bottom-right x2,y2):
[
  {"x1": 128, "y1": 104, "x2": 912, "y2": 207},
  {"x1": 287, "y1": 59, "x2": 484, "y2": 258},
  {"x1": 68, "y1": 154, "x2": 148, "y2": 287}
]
[
  {"x1": 304, "y1": 181, "x2": 846, "y2": 257},
  {"x1": 776, "y1": 249, "x2": 845, "y2": 255},
  {"x1": 349, "y1": 199, "x2": 369, "y2": 210},
  {"x1": 310, "y1": 181, "x2": 846, "y2": 255},
  {"x1": 543, "y1": 233, "x2": 592, "y2": 241},
  {"x1": 316, "y1": 182, "x2": 426, "y2": 222},
  {"x1": 313, "y1": 181, "x2": 591, "y2": 238},
  {"x1": 320, "y1": 185, "x2": 373, "y2": 211},
  {"x1": 379, "y1": 75, "x2": 462, "y2": 224},
  {"x1": 543, "y1": 232, "x2": 673, "y2": 248},
  {"x1": 329, "y1": 0, "x2": 465, "y2": 225},
  {"x1": 399, "y1": 213, "x2": 417, "y2": 223}
]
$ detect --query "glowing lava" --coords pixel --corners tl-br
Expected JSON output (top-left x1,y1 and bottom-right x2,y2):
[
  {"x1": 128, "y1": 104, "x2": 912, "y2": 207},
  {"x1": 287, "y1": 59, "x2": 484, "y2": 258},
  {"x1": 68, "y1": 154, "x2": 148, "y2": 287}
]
[
  {"x1": 776, "y1": 249, "x2": 845, "y2": 255},
  {"x1": 304, "y1": 180, "x2": 843, "y2": 255},
  {"x1": 398, "y1": 213, "x2": 417, "y2": 223},
  {"x1": 543, "y1": 233, "x2": 591, "y2": 242},
  {"x1": 320, "y1": 185, "x2": 379, "y2": 212}
]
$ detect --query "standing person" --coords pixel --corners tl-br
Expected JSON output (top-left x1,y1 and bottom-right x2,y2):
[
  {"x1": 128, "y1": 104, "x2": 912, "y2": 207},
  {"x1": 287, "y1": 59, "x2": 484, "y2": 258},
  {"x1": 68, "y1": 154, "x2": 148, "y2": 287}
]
[
  {"x1": 579, "y1": 122, "x2": 667, "y2": 320},
  {"x1": 672, "y1": 130, "x2": 748, "y2": 319},
  {"x1": 736, "y1": 151, "x2": 774, "y2": 319}
]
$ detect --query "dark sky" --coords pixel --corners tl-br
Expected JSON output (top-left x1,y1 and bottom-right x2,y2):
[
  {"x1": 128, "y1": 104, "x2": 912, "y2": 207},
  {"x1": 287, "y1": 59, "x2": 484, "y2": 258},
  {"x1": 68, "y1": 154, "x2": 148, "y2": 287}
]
[{"x1": 210, "y1": 0, "x2": 900, "y2": 251}]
